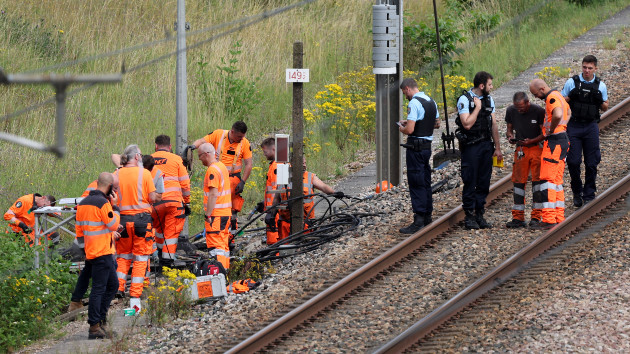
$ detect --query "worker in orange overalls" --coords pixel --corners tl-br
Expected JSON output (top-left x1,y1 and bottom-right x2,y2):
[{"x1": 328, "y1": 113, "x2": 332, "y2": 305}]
[
  {"x1": 70, "y1": 173, "x2": 120, "y2": 313},
  {"x1": 270, "y1": 156, "x2": 342, "y2": 241},
  {"x1": 151, "y1": 135, "x2": 190, "y2": 267},
  {"x1": 113, "y1": 144, "x2": 158, "y2": 310},
  {"x1": 529, "y1": 79, "x2": 571, "y2": 229},
  {"x1": 198, "y1": 143, "x2": 232, "y2": 269},
  {"x1": 4, "y1": 193, "x2": 58, "y2": 246},
  {"x1": 505, "y1": 91, "x2": 546, "y2": 228},
  {"x1": 193, "y1": 121, "x2": 253, "y2": 238},
  {"x1": 74, "y1": 172, "x2": 120, "y2": 339},
  {"x1": 260, "y1": 137, "x2": 280, "y2": 245}
]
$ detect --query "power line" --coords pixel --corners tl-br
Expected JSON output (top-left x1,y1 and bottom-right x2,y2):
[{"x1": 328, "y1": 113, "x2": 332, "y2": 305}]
[
  {"x1": 1, "y1": 0, "x2": 317, "y2": 125},
  {"x1": 24, "y1": 0, "x2": 316, "y2": 75}
]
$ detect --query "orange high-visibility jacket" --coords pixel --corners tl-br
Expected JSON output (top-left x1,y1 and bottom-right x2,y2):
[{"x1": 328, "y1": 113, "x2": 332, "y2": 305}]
[
  {"x1": 4, "y1": 194, "x2": 39, "y2": 232},
  {"x1": 75, "y1": 190, "x2": 120, "y2": 259},
  {"x1": 203, "y1": 161, "x2": 232, "y2": 217},
  {"x1": 203, "y1": 129, "x2": 252, "y2": 174},
  {"x1": 152, "y1": 150, "x2": 191, "y2": 203},
  {"x1": 81, "y1": 180, "x2": 98, "y2": 198},
  {"x1": 264, "y1": 161, "x2": 278, "y2": 208},
  {"x1": 279, "y1": 171, "x2": 315, "y2": 220},
  {"x1": 543, "y1": 90, "x2": 570, "y2": 136},
  {"x1": 115, "y1": 166, "x2": 156, "y2": 215}
]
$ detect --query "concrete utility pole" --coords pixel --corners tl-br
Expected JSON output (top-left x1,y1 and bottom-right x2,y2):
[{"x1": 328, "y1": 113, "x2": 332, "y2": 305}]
[
  {"x1": 290, "y1": 41, "x2": 305, "y2": 236},
  {"x1": 0, "y1": 72, "x2": 122, "y2": 157},
  {"x1": 175, "y1": 0, "x2": 190, "y2": 240},
  {"x1": 175, "y1": 0, "x2": 188, "y2": 156},
  {"x1": 373, "y1": 0, "x2": 403, "y2": 186}
]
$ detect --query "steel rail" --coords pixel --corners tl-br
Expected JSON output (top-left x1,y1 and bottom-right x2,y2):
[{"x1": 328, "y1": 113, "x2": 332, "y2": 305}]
[
  {"x1": 226, "y1": 176, "x2": 511, "y2": 353},
  {"x1": 227, "y1": 97, "x2": 630, "y2": 353},
  {"x1": 375, "y1": 170, "x2": 630, "y2": 353},
  {"x1": 374, "y1": 97, "x2": 630, "y2": 353}
]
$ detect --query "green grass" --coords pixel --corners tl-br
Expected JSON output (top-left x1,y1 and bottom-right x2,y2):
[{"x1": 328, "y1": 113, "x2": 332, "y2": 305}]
[
  {"x1": 0, "y1": 0, "x2": 629, "y2": 238},
  {"x1": 445, "y1": 0, "x2": 630, "y2": 88}
]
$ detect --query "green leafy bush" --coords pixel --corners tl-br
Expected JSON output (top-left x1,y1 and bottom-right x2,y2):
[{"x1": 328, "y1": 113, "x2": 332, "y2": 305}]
[
  {"x1": 0, "y1": 235, "x2": 75, "y2": 352},
  {"x1": 403, "y1": 17, "x2": 466, "y2": 72},
  {"x1": 196, "y1": 40, "x2": 262, "y2": 122},
  {"x1": 145, "y1": 267, "x2": 196, "y2": 326}
]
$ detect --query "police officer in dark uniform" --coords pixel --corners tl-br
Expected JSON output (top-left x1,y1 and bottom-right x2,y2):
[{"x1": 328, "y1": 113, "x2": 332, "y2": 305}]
[
  {"x1": 561, "y1": 55, "x2": 609, "y2": 207},
  {"x1": 398, "y1": 78, "x2": 438, "y2": 234},
  {"x1": 455, "y1": 71, "x2": 503, "y2": 229}
]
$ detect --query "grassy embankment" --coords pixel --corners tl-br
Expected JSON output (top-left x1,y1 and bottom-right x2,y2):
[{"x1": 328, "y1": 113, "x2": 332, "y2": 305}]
[{"x1": 0, "y1": 0, "x2": 628, "y2": 236}]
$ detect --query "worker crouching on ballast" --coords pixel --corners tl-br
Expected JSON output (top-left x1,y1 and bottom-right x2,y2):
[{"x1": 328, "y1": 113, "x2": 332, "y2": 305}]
[{"x1": 267, "y1": 156, "x2": 343, "y2": 242}]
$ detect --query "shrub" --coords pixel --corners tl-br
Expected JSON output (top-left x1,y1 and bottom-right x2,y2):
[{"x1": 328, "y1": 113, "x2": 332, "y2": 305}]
[
  {"x1": 535, "y1": 66, "x2": 571, "y2": 86},
  {"x1": 403, "y1": 17, "x2": 466, "y2": 72},
  {"x1": 144, "y1": 267, "x2": 196, "y2": 326},
  {"x1": 196, "y1": 40, "x2": 262, "y2": 122},
  {"x1": 228, "y1": 256, "x2": 275, "y2": 281},
  {"x1": 0, "y1": 236, "x2": 75, "y2": 352}
]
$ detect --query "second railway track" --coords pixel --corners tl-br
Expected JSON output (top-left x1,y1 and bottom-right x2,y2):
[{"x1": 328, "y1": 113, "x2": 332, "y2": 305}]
[{"x1": 225, "y1": 96, "x2": 630, "y2": 353}]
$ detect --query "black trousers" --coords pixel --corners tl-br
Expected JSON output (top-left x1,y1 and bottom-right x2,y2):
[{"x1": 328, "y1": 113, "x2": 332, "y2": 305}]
[
  {"x1": 406, "y1": 148, "x2": 433, "y2": 215},
  {"x1": 87, "y1": 254, "x2": 118, "y2": 326},
  {"x1": 460, "y1": 140, "x2": 494, "y2": 211}
]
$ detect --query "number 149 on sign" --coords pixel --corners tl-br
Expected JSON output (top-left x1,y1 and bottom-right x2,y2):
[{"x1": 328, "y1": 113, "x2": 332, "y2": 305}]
[{"x1": 286, "y1": 69, "x2": 309, "y2": 83}]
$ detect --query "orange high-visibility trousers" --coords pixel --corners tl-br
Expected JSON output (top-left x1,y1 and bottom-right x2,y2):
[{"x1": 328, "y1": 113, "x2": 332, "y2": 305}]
[
  {"x1": 205, "y1": 216, "x2": 231, "y2": 269},
  {"x1": 266, "y1": 213, "x2": 280, "y2": 245},
  {"x1": 116, "y1": 214, "x2": 154, "y2": 298},
  {"x1": 539, "y1": 134, "x2": 569, "y2": 224},
  {"x1": 511, "y1": 145, "x2": 543, "y2": 221},
  {"x1": 152, "y1": 201, "x2": 185, "y2": 260}
]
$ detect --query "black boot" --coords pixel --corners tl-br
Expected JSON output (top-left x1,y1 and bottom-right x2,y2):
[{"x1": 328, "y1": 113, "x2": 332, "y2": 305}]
[
  {"x1": 424, "y1": 213, "x2": 432, "y2": 225},
  {"x1": 399, "y1": 213, "x2": 425, "y2": 234},
  {"x1": 464, "y1": 210, "x2": 480, "y2": 230},
  {"x1": 476, "y1": 209, "x2": 491, "y2": 229}
]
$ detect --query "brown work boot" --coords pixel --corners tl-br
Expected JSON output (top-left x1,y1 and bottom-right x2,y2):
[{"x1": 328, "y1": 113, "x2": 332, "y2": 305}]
[
  {"x1": 88, "y1": 323, "x2": 110, "y2": 340},
  {"x1": 67, "y1": 301, "x2": 83, "y2": 313},
  {"x1": 100, "y1": 319, "x2": 118, "y2": 338}
]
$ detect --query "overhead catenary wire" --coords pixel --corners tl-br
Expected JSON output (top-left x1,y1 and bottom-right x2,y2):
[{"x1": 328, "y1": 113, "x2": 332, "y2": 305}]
[
  {"x1": 0, "y1": 0, "x2": 317, "y2": 125},
  {"x1": 23, "y1": 0, "x2": 318, "y2": 75}
]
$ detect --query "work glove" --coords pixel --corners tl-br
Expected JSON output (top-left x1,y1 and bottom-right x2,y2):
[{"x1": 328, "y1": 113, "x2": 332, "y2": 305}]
[
  {"x1": 183, "y1": 203, "x2": 191, "y2": 216},
  {"x1": 18, "y1": 222, "x2": 32, "y2": 234},
  {"x1": 255, "y1": 201, "x2": 265, "y2": 213},
  {"x1": 331, "y1": 191, "x2": 345, "y2": 199},
  {"x1": 264, "y1": 211, "x2": 277, "y2": 232},
  {"x1": 235, "y1": 180, "x2": 246, "y2": 194},
  {"x1": 187, "y1": 145, "x2": 197, "y2": 151}
]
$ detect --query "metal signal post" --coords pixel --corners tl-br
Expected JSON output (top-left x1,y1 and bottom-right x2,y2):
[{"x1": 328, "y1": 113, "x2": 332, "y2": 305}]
[
  {"x1": 0, "y1": 72, "x2": 122, "y2": 157},
  {"x1": 373, "y1": 0, "x2": 403, "y2": 186}
]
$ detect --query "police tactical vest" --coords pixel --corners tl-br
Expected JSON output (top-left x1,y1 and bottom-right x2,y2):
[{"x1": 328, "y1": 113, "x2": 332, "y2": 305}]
[
  {"x1": 455, "y1": 90, "x2": 492, "y2": 144},
  {"x1": 568, "y1": 75, "x2": 602, "y2": 122},
  {"x1": 411, "y1": 96, "x2": 437, "y2": 138}
]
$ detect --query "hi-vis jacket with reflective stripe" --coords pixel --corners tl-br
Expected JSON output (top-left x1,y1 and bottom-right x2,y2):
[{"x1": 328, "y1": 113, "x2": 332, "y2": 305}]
[
  {"x1": 81, "y1": 180, "x2": 98, "y2": 198},
  {"x1": 265, "y1": 161, "x2": 278, "y2": 208},
  {"x1": 4, "y1": 193, "x2": 39, "y2": 232},
  {"x1": 115, "y1": 166, "x2": 156, "y2": 215},
  {"x1": 204, "y1": 161, "x2": 232, "y2": 217},
  {"x1": 204, "y1": 129, "x2": 253, "y2": 174},
  {"x1": 279, "y1": 171, "x2": 315, "y2": 219},
  {"x1": 152, "y1": 149, "x2": 191, "y2": 203},
  {"x1": 543, "y1": 90, "x2": 570, "y2": 136},
  {"x1": 75, "y1": 190, "x2": 120, "y2": 260}
]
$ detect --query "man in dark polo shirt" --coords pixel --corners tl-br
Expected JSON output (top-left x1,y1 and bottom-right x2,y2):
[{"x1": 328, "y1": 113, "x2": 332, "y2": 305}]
[{"x1": 505, "y1": 91, "x2": 545, "y2": 228}]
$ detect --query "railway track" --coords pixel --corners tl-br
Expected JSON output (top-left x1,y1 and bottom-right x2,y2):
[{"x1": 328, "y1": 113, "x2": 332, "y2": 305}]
[{"x1": 225, "y1": 96, "x2": 630, "y2": 353}]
